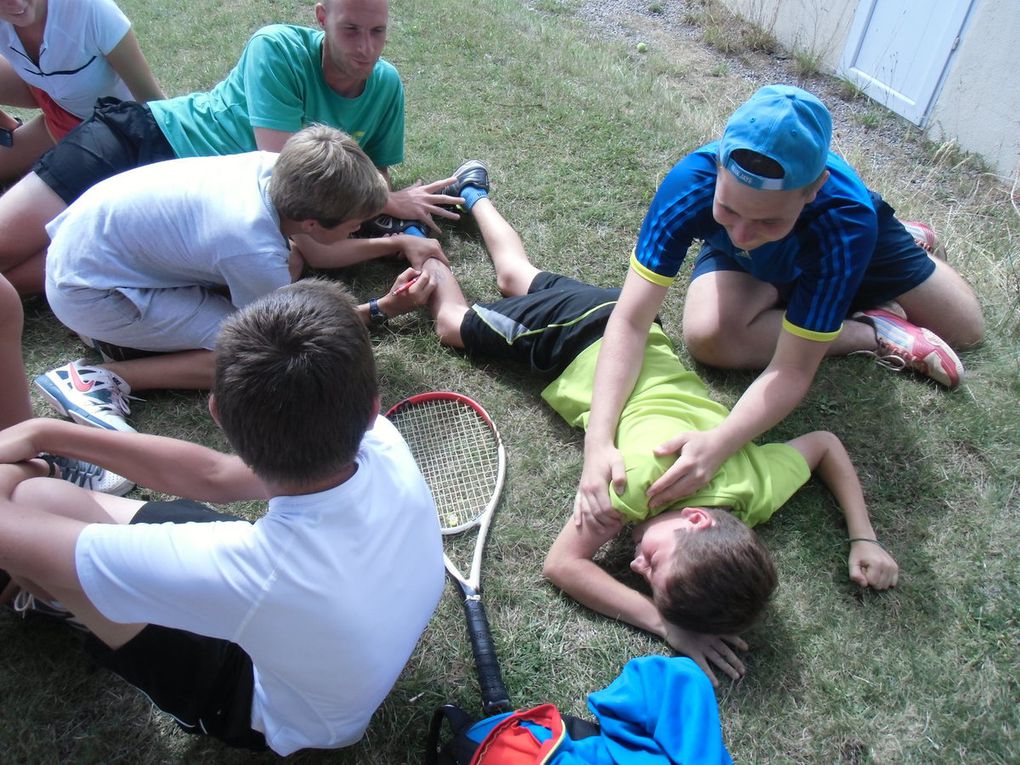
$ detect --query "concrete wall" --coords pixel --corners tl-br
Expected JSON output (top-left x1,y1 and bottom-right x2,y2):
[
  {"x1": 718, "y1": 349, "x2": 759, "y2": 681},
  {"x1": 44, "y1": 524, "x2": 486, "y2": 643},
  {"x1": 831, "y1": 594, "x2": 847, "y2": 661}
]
[{"x1": 718, "y1": 0, "x2": 1020, "y2": 181}]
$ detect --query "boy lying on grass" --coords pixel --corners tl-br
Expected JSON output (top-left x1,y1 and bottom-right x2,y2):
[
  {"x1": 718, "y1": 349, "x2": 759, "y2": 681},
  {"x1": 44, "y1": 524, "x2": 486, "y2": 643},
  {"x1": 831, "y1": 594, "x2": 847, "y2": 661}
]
[{"x1": 414, "y1": 162, "x2": 898, "y2": 684}]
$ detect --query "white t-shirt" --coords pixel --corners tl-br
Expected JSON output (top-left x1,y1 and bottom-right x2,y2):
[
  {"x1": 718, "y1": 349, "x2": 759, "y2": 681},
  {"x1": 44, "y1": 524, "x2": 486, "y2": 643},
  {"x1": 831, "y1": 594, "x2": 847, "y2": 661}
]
[
  {"x1": 45, "y1": 151, "x2": 291, "y2": 310},
  {"x1": 0, "y1": 0, "x2": 132, "y2": 118},
  {"x1": 76, "y1": 417, "x2": 445, "y2": 755}
]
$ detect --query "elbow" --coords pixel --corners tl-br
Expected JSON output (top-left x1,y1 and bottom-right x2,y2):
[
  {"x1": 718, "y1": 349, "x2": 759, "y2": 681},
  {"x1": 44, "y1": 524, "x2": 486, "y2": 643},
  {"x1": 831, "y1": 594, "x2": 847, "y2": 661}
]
[{"x1": 542, "y1": 553, "x2": 569, "y2": 589}]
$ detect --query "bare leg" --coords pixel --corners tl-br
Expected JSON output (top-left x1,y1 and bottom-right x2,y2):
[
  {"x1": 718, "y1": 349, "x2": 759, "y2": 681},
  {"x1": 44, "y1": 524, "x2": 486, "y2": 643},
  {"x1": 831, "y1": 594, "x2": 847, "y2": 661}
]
[
  {"x1": 894, "y1": 258, "x2": 983, "y2": 349},
  {"x1": 469, "y1": 197, "x2": 540, "y2": 297},
  {"x1": 101, "y1": 349, "x2": 216, "y2": 392},
  {"x1": 4, "y1": 473, "x2": 147, "y2": 648},
  {"x1": 421, "y1": 259, "x2": 470, "y2": 348},
  {"x1": 683, "y1": 271, "x2": 879, "y2": 369},
  {"x1": 0, "y1": 274, "x2": 32, "y2": 428},
  {"x1": 0, "y1": 171, "x2": 67, "y2": 295}
]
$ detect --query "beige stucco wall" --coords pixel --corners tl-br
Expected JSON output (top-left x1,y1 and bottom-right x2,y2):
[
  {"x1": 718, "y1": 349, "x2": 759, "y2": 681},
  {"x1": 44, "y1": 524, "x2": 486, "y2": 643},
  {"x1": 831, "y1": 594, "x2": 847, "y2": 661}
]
[
  {"x1": 718, "y1": 0, "x2": 1020, "y2": 181},
  {"x1": 925, "y1": 0, "x2": 1020, "y2": 182}
]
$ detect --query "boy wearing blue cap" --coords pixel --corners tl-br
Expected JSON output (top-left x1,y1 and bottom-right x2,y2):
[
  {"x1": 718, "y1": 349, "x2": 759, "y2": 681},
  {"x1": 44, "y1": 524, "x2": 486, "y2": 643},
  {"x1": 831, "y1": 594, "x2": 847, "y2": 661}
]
[{"x1": 575, "y1": 84, "x2": 983, "y2": 525}]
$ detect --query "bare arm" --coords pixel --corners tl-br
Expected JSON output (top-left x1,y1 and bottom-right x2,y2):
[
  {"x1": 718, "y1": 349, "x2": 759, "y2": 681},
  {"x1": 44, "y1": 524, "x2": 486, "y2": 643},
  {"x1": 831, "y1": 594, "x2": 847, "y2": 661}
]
[
  {"x1": 292, "y1": 230, "x2": 448, "y2": 271},
  {"x1": 105, "y1": 29, "x2": 164, "y2": 102},
  {"x1": 0, "y1": 419, "x2": 269, "y2": 503},
  {"x1": 253, "y1": 127, "x2": 292, "y2": 153},
  {"x1": 787, "y1": 430, "x2": 899, "y2": 589},
  {"x1": 543, "y1": 516, "x2": 747, "y2": 685},
  {"x1": 577, "y1": 268, "x2": 667, "y2": 528},
  {"x1": 646, "y1": 328, "x2": 829, "y2": 509}
]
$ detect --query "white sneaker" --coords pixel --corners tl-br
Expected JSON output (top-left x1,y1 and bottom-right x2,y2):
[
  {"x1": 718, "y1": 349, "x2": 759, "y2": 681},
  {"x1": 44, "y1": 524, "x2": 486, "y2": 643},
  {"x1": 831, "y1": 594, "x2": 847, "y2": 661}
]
[{"x1": 34, "y1": 360, "x2": 136, "y2": 432}]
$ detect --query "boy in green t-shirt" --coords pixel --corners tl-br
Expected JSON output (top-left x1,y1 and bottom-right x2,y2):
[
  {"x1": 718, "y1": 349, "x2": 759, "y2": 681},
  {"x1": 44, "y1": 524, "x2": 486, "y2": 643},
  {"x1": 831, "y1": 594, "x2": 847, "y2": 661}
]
[{"x1": 414, "y1": 162, "x2": 899, "y2": 684}]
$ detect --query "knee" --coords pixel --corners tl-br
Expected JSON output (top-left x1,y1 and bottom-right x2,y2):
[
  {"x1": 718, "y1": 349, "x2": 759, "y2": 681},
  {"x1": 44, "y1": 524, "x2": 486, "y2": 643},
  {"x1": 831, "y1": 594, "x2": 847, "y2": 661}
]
[
  {"x1": 950, "y1": 312, "x2": 984, "y2": 351},
  {"x1": 495, "y1": 271, "x2": 526, "y2": 298},
  {"x1": 683, "y1": 313, "x2": 738, "y2": 368},
  {"x1": 434, "y1": 306, "x2": 465, "y2": 348}
]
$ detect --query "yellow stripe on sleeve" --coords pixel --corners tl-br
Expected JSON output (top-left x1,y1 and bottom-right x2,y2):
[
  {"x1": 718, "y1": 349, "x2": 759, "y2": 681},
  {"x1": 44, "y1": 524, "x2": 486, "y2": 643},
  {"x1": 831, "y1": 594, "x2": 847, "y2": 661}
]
[
  {"x1": 629, "y1": 251, "x2": 676, "y2": 287},
  {"x1": 781, "y1": 314, "x2": 841, "y2": 343}
]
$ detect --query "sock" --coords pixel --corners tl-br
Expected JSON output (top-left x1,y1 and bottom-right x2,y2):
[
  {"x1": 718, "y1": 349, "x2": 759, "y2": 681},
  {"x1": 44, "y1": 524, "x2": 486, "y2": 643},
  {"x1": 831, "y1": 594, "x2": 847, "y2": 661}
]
[{"x1": 460, "y1": 184, "x2": 488, "y2": 211}]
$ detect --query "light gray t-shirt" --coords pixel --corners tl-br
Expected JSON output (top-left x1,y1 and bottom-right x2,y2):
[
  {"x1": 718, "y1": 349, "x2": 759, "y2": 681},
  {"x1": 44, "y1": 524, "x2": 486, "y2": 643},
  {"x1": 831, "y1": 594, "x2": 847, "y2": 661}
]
[{"x1": 45, "y1": 151, "x2": 291, "y2": 310}]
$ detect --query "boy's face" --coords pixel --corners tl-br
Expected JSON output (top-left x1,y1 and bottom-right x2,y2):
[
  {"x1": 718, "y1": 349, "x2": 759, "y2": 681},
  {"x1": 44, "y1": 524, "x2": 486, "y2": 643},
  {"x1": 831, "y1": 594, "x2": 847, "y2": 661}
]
[
  {"x1": 317, "y1": 0, "x2": 389, "y2": 84},
  {"x1": 712, "y1": 167, "x2": 819, "y2": 251},
  {"x1": 630, "y1": 507, "x2": 715, "y2": 594}
]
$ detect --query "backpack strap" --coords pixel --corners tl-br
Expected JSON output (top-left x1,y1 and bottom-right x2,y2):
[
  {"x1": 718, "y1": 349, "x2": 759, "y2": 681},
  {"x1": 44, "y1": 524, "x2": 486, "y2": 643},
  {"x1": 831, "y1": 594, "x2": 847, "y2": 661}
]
[
  {"x1": 562, "y1": 714, "x2": 600, "y2": 741},
  {"x1": 426, "y1": 704, "x2": 477, "y2": 765}
]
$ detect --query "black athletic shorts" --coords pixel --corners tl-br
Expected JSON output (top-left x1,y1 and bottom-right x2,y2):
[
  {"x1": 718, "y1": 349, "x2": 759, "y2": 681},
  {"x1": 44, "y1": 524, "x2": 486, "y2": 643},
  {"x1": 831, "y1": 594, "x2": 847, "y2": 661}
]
[
  {"x1": 84, "y1": 499, "x2": 267, "y2": 752},
  {"x1": 32, "y1": 97, "x2": 176, "y2": 205},
  {"x1": 460, "y1": 272, "x2": 631, "y2": 379}
]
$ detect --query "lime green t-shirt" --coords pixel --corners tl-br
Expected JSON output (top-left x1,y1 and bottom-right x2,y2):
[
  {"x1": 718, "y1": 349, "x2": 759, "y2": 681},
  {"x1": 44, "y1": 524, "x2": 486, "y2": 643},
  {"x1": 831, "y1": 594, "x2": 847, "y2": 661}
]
[
  {"x1": 150, "y1": 25, "x2": 405, "y2": 167},
  {"x1": 541, "y1": 325, "x2": 811, "y2": 526}
]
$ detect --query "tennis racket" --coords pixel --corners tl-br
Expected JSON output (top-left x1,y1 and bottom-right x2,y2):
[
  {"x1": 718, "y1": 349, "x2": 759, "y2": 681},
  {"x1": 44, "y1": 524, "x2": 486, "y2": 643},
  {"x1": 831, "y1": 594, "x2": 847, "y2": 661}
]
[{"x1": 386, "y1": 392, "x2": 511, "y2": 715}]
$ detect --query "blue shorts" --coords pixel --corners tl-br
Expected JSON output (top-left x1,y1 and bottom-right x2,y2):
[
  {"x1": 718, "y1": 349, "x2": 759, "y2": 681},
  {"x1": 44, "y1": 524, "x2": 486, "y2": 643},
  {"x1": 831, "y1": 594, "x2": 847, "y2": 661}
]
[
  {"x1": 33, "y1": 97, "x2": 176, "y2": 206},
  {"x1": 85, "y1": 500, "x2": 267, "y2": 752},
  {"x1": 690, "y1": 195, "x2": 936, "y2": 314}
]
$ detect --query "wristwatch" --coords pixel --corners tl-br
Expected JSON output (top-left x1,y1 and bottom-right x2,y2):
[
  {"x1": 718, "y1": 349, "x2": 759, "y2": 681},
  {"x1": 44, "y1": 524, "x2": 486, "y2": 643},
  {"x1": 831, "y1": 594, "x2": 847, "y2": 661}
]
[{"x1": 368, "y1": 297, "x2": 389, "y2": 326}]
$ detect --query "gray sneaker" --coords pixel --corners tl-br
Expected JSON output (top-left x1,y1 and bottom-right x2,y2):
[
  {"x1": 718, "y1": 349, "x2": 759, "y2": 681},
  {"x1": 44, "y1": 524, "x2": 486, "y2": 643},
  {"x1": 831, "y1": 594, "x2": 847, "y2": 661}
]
[
  {"x1": 442, "y1": 159, "x2": 490, "y2": 197},
  {"x1": 11, "y1": 589, "x2": 87, "y2": 631},
  {"x1": 41, "y1": 453, "x2": 135, "y2": 496}
]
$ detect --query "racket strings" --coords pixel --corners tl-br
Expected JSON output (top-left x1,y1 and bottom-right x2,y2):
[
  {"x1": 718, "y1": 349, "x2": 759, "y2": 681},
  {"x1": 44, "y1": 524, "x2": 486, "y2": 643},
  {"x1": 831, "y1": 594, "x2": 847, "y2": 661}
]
[{"x1": 390, "y1": 399, "x2": 500, "y2": 530}]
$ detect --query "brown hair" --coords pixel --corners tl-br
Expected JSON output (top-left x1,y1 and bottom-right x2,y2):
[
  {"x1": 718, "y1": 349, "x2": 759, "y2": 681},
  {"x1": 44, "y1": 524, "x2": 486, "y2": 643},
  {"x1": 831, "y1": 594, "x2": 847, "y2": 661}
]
[
  {"x1": 269, "y1": 124, "x2": 388, "y2": 228},
  {"x1": 213, "y1": 278, "x2": 378, "y2": 486},
  {"x1": 654, "y1": 508, "x2": 778, "y2": 634}
]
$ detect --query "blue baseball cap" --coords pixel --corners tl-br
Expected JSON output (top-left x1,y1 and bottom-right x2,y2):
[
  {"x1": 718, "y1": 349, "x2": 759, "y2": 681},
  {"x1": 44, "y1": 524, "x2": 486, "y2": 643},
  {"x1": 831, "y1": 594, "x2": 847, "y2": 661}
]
[{"x1": 718, "y1": 85, "x2": 832, "y2": 191}]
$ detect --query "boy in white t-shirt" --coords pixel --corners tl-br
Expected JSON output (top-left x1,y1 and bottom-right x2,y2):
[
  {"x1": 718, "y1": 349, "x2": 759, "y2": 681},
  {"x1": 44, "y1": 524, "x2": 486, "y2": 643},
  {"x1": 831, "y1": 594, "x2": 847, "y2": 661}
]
[
  {"x1": 0, "y1": 278, "x2": 445, "y2": 755},
  {"x1": 34, "y1": 124, "x2": 435, "y2": 432}
]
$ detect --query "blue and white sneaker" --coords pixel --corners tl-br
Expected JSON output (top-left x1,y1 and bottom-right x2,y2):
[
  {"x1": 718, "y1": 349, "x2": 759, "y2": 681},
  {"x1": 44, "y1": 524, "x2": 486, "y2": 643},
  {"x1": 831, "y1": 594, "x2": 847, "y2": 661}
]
[
  {"x1": 41, "y1": 453, "x2": 135, "y2": 496},
  {"x1": 34, "y1": 360, "x2": 136, "y2": 432}
]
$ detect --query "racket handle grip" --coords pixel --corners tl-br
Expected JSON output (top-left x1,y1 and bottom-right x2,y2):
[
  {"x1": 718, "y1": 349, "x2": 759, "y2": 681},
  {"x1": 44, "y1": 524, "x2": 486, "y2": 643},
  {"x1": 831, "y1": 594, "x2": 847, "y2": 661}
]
[{"x1": 462, "y1": 596, "x2": 512, "y2": 715}]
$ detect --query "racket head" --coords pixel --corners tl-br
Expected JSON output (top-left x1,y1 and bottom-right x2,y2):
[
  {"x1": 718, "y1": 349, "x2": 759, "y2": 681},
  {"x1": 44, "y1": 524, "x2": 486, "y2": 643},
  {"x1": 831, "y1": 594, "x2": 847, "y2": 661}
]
[{"x1": 385, "y1": 392, "x2": 506, "y2": 534}]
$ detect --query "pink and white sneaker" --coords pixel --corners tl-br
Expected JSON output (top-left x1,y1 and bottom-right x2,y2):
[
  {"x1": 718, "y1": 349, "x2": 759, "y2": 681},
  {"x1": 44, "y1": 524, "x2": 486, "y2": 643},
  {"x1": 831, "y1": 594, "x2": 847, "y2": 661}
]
[
  {"x1": 901, "y1": 220, "x2": 947, "y2": 261},
  {"x1": 853, "y1": 308, "x2": 964, "y2": 388}
]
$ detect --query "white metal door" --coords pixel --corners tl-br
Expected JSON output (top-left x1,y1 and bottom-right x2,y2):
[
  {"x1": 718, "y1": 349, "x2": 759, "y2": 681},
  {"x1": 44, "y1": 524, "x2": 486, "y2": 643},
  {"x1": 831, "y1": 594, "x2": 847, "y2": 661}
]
[{"x1": 839, "y1": 0, "x2": 977, "y2": 125}]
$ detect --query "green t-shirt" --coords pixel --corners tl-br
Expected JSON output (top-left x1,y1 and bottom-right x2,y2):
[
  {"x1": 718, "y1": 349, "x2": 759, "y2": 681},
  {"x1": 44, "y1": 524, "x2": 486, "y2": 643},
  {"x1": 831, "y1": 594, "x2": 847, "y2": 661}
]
[
  {"x1": 150, "y1": 24, "x2": 405, "y2": 167},
  {"x1": 541, "y1": 325, "x2": 811, "y2": 526}
]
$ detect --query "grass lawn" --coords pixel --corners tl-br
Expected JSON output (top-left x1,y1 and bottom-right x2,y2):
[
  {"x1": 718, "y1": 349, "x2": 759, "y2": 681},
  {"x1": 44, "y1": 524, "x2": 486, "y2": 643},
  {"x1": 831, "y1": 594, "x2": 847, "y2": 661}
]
[{"x1": 2, "y1": 0, "x2": 1018, "y2": 762}]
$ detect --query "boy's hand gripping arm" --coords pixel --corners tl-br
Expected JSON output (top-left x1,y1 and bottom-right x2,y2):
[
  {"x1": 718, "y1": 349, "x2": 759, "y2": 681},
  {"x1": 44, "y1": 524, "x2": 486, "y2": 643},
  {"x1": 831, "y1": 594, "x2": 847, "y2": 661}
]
[
  {"x1": 646, "y1": 328, "x2": 828, "y2": 510},
  {"x1": 543, "y1": 513, "x2": 747, "y2": 686},
  {"x1": 787, "y1": 430, "x2": 899, "y2": 590},
  {"x1": 577, "y1": 268, "x2": 667, "y2": 530}
]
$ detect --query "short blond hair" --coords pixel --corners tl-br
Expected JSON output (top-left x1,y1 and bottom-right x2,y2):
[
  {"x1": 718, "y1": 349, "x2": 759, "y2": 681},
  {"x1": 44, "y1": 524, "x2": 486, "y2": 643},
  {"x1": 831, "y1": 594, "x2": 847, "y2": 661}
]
[{"x1": 270, "y1": 124, "x2": 388, "y2": 228}]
